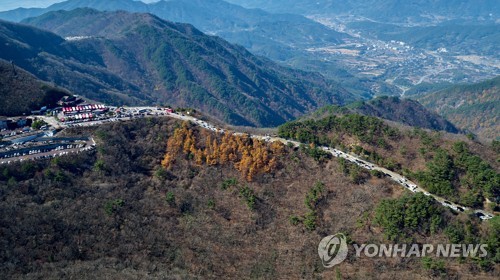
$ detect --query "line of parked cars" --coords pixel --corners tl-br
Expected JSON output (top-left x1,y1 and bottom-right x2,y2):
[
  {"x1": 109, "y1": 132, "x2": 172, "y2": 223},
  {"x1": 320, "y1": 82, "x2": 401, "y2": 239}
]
[{"x1": 317, "y1": 145, "x2": 495, "y2": 221}]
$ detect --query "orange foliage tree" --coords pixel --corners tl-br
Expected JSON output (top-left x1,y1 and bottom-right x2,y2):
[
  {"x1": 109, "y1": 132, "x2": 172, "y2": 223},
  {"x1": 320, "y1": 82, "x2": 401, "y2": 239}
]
[{"x1": 161, "y1": 122, "x2": 285, "y2": 181}]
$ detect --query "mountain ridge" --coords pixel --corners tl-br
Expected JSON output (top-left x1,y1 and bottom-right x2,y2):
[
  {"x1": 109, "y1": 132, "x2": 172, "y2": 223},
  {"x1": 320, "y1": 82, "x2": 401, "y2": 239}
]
[
  {"x1": 417, "y1": 76, "x2": 500, "y2": 140},
  {"x1": 349, "y1": 96, "x2": 460, "y2": 133},
  {"x1": 1, "y1": 117, "x2": 498, "y2": 279},
  {"x1": 0, "y1": 9, "x2": 355, "y2": 127},
  {"x1": 0, "y1": 58, "x2": 70, "y2": 116},
  {"x1": 0, "y1": 0, "x2": 384, "y2": 97},
  {"x1": 0, "y1": 0, "x2": 350, "y2": 60},
  {"x1": 302, "y1": 96, "x2": 460, "y2": 134},
  {"x1": 225, "y1": 0, "x2": 500, "y2": 24}
]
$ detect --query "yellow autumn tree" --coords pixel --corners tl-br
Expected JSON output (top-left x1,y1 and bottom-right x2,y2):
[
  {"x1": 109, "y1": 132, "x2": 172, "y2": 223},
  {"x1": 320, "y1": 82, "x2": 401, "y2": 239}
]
[{"x1": 161, "y1": 124, "x2": 283, "y2": 181}]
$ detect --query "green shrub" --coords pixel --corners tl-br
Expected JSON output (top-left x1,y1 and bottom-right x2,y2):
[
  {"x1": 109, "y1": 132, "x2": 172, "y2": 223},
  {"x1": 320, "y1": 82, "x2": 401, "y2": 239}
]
[
  {"x1": 93, "y1": 159, "x2": 106, "y2": 172},
  {"x1": 104, "y1": 199, "x2": 124, "y2": 216},
  {"x1": 31, "y1": 119, "x2": 47, "y2": 130},
  {"x1": 370, "y1": 170, "x2": 384, "y2": 178},
  {"x1": 301, "y1": 181, "x2": 325, "y2": 231},
  {"x1": 166, "y1": 191, "x2": 176, "y2": 206},
  {"x1": 207, "y1": 199, "x2": 215, "y2": 209},
  {"x1": 373, "y1": 193, "x2": 443, "y2": 241},
  {"x1": 289, "y1": 215, "x2": 301, "y2": 226},
  {"x1": 305, "y1": 181, "x2": 324, "y2": 209},
  {"x1": 303, "y1": 210, "x2": 317, "y2": 231},
  {"x1": 154, "y1": 167, "x2": 169, "y2": 180},
  {"x1": 221, "y1": 177, "x2": 238, "y2": 190},
  {"x1": 421, "y1": 257, "x2": 446, "y2": 274},
  {"x1": 239, "y1": 186, "x2": 256, "y2": 210}
]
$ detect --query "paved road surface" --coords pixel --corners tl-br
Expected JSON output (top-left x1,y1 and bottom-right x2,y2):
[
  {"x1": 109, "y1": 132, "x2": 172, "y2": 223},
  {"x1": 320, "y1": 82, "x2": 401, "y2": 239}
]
[
  {"x1": 176, "y1": 114, "x2": 496, "y2": 220},
  {"x1": 20, "y1": 108, "x2": 498, "y2": 220}
]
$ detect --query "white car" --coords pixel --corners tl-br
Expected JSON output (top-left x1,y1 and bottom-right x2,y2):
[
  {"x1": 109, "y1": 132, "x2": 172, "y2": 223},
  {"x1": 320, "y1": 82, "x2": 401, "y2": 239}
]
[
  {"x1": 476, "y1": 212, "x2": 493, "y2": 220},
  {"x1": 441, "y1": 200, "x2": 452, "y2": 207},
  {"x1": 441, "y1": 200, "x2": 459, "y2": 211}
]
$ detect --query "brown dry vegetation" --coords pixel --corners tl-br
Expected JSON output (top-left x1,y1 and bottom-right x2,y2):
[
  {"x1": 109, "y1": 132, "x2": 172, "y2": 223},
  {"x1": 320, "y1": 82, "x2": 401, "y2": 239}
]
[
  {"x1": 278, "y1": 113, "x2": 499, "y2": 209},
  {"x1": 161, "y1": 122, "x2": 283, "y2": 181},
  {"x1": 417, "y1": 76, "x2": 500, "y2": 141},
  {"x1": 0, "y1": 118, "x2": 498, "y2": 279}
]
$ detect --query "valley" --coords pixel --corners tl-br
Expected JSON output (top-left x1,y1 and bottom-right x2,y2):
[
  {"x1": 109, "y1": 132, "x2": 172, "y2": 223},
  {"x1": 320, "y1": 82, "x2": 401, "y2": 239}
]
[
  {"x1": 0, "y1": 11, "x2": 354, "y2": 127},
  {"x1": 304, "y1": 16, "x2": 500, "y2": 92},
  {"x1": 1, "y1": 0, "x2": 498, "y2": 96}
]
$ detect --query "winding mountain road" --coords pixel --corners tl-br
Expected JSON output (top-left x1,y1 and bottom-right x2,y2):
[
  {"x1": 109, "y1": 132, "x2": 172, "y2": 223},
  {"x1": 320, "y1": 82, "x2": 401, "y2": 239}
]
[
  {"x1": 28, "y1": 107, "x2": 498, "y2": 221},
  {"x1": 165, "y1": 110, "x2": 496, "y2": 221}
]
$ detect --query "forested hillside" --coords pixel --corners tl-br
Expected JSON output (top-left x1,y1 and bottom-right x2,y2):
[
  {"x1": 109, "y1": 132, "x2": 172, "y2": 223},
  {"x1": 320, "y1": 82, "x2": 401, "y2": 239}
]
[
  {"x1": 0, "y1": 59, "x2": 69, "y2": 116},
  {"x1": 1, "y1": 0, "x2": 350, "y2": 61},
  {"x1": 278, "y1": 113, "x2": 500, "y2": 208},
  {"x1": 0, "y1": 118, "x2": 498, "y2": 278},
  {"x1": 417, "y1": 76, "x2": 500, "y2": 140},
  {"x1": 0, "y1": 0, "x2": 389, "y2": 97},
  {"x1": 347, "y1": 96, "x2": 459, "y2": 133},
  {"x1": 0, "y1": 9, "x2": 354, "y2": 127},
  {"x1": 298, "y1": 96, "x2": 459, "y2": 133}
]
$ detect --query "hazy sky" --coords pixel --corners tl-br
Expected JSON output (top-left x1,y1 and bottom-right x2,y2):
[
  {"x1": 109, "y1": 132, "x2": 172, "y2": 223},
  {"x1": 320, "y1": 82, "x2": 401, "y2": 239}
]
[{"x1": 0, "y1": 0, "x2": 160, "y2": 12}]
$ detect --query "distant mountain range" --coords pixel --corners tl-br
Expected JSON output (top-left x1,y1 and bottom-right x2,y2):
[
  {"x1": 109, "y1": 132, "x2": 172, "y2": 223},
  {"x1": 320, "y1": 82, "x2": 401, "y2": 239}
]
[
  {"x1": 417, "y1": 76, "x2": 500, "y2": 140},
  {"x1": 226, "y1": 0, "x2": 500, "y2": 24},
  {"x1": 0, "y1": 0, "x2": 385, "y2": 97},
  {"x1": 0, "y1": 0, "x2": 350, "y2": 61},
  {"x1": 0, "y1": 9, "x2": 355, "y2": 126},
  {"x1": 0, "y1": 1, "x2": 63, "y2": 12},
  {"x1": 4, "y1": 0, "x2": 496, "y2": 98}
]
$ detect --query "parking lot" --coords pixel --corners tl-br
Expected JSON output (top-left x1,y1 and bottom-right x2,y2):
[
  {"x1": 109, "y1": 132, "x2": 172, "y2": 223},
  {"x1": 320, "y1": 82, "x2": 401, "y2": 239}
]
[{"x1": 0, "y1": 137, "x2": 95, "y2": 165}]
